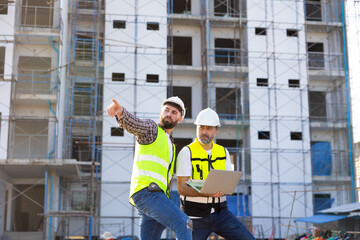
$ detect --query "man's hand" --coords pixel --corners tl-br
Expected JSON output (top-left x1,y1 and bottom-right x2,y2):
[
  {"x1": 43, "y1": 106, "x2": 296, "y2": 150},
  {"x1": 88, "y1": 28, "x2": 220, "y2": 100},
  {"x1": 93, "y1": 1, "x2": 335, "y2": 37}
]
[
  {"x1": 203, "y1": 191, "x2": 224, "y2": 198},
  {"x1": 106, "y1": 99, "x2": 123, "y2": 118}
]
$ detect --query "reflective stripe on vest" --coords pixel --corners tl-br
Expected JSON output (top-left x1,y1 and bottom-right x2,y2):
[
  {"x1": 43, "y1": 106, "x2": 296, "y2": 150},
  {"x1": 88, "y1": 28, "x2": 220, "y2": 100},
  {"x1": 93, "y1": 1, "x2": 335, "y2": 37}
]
[
  {"x1": 188, "y1": 138, "x2": 226, "y2": 180},
  {"x1": 129, "y1": 125, "x2": 175, "y2": 206}
]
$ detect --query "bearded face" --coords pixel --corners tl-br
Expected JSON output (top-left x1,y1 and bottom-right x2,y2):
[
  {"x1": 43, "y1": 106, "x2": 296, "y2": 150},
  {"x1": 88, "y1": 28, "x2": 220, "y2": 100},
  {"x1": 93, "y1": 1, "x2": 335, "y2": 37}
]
[
  {"x1": 160, "y1": 116, "x2": 180, "y2": 129},
  {"x1": 159, "y1": 105, "x2": 183, "y2": 129},
  {"x1": 198, "y1": 132, "x2": 214, "y2": 145},
  {"x1": 197, "y1": 125, "x2": 218, "y2": 145}
]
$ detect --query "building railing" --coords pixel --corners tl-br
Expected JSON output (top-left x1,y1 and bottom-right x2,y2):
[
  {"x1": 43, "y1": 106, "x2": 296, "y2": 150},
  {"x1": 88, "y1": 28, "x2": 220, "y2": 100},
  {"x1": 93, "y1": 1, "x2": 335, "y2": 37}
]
[
  {"x1": 210, "y1": 48, "x2": 248, "y2": 67},
  {"x1": 305, "y1": 0, "x2": 342, "y2": 23},
  {"x1": 77, "y1": 0, "x2": 104, "y2": 10},
  {"x1": 16, "y1": 70, "x2": 56, "y2": 94},
  {"x1": 312, "y1": 150, "x2": 350, "y2": 177},
  {"x1": 12, "y1": 134, "x2": 48, "y2": 159},
  {"x1": 212, "y1": 0, "x2": 247, "y2": 18},
  {"x1": 19, "y1": 5, "x2": 59, "y2": 29},
  {"x1": 309, "y1": 101, "x2": 348, "y2": 123},
  {"x1": 73, "y1": 94, "x2": 92, "y2": 116},
  {"x1": 169, "y1": 0, "x2": 247, "y2": 18},
  {"x1": 75, "y1": 38, "x2": 97, "y2": 61},
  {"x1": 308, "y1": 52, "x2": 344, "y2": 71},
  {"x1": 73, "y1": 35, "x2": 103, "y2": 63}
]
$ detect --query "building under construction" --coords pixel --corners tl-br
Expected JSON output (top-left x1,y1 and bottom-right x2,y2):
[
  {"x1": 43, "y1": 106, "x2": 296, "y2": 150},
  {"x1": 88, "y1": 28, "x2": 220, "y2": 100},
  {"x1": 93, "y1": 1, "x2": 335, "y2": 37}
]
[{"x1": 0, "y1": 0, "x2": 359, "y2": 239}]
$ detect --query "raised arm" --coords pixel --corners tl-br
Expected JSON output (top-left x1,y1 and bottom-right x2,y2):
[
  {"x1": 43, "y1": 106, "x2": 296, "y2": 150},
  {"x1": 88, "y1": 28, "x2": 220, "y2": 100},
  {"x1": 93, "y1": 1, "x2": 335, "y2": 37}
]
[{"x1": 106, "y1": 99, "x2": 157, "y2": 144}]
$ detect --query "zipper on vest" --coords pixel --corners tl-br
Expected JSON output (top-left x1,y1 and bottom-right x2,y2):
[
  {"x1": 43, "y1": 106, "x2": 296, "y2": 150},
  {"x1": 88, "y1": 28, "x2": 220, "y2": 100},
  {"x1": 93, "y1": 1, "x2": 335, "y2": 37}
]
[
  {"x1": 166, "y1": 143, "x2": 175, "y2": 198},
  {"x1": 208, "y1": 154, "x2": 213, "y2": 171}
]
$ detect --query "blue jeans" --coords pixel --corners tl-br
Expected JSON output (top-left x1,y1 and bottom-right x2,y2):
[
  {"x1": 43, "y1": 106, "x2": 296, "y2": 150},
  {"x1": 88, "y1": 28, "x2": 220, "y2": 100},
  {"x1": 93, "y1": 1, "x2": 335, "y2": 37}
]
[
  {"x1": 192, "y1": 208, "x2": 255, "y2": 240},
  {"x1": 132, "y1": 188, "x2": 192, "y2": 240}
]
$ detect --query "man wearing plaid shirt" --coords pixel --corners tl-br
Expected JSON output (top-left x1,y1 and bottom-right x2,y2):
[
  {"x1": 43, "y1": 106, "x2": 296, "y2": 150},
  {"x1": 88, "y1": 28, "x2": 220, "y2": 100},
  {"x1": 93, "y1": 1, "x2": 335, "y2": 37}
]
[{"x1": 107, "y1": 96, "x2": 192, "y2": 240}]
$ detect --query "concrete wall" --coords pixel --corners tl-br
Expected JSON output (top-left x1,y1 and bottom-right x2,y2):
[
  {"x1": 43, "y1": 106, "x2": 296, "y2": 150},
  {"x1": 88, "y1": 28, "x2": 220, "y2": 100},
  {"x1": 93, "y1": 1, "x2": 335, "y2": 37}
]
[
  {"x1": 0, "y1": 2, "x2": 15, "y2": 160},
  {"x1": 247, "y1": 0, "x2": 313, "y2": 237},
  {"x1": 347, "y1": 1, "x2": 360, "y2": 144},
  {"x1": 102, "y1": 0, "x2": 168, "y2": 237}
]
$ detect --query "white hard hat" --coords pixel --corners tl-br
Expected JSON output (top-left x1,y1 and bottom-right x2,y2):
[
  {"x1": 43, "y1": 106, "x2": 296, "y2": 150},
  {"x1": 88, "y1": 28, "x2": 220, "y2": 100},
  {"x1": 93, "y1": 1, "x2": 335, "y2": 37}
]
[
  {"x1": 194, "y1": 108, "x2": 221, "y2": 127},
  {"x1": 101, "y1": 231, "x2": 113, "y2": 239},
  {"x1": 161, "y1": 96, "x2": 186, "y2": 117}
]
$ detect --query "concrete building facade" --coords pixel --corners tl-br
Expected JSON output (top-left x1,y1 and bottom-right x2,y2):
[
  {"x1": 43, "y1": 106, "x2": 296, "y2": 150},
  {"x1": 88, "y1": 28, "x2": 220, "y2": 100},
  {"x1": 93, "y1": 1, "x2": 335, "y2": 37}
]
[{"x1": 0, "y1": 0, "x2": 358, "y2": 239}]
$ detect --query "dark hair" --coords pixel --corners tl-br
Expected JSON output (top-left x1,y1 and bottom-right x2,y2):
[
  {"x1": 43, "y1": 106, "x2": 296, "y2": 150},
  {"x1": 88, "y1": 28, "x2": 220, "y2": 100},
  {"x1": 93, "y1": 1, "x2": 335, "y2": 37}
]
[{"x1": 163, "y1": 101, "x2": 183, "y2": 116}]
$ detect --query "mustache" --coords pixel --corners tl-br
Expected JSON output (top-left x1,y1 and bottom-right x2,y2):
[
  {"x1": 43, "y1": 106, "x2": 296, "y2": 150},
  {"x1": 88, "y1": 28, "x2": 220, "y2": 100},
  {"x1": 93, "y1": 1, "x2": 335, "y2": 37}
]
[{"x1": 200, "y1": 134, "x2": 209, "y2": 139}]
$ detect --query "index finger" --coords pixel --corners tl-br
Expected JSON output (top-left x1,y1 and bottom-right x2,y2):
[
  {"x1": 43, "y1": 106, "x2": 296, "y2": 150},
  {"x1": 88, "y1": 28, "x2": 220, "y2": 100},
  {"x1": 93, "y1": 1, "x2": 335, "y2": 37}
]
[{"x1": 112, "y1": 98, "x2": 119, "y2": 106}]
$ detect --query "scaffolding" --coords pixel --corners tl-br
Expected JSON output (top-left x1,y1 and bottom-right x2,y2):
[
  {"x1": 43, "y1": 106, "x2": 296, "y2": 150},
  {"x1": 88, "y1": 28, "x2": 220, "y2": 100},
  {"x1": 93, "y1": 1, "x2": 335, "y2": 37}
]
[
  {"x1": 0, "y1": 0, "x2": 360, "y2": 239},
  {"x1": 62, "y1": 0, "x2": 103, "y2": 237}
]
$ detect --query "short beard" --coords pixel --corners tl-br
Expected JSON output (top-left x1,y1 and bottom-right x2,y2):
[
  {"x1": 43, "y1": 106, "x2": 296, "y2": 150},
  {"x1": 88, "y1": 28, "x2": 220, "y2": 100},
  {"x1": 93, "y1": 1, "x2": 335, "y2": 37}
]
[
  {"x1": 160, "y1": 118, "x2": 179, "y2": 129},
  {"x1": 199, "y1": 135, "x2": 213, "y2": 145}
]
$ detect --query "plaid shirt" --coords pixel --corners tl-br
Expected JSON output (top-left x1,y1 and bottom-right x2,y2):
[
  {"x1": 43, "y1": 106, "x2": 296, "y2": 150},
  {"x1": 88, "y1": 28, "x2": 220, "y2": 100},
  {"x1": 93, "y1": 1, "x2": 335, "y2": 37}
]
[{"x1": 116, "y1": 108, "x2": 174, "y2": 145}]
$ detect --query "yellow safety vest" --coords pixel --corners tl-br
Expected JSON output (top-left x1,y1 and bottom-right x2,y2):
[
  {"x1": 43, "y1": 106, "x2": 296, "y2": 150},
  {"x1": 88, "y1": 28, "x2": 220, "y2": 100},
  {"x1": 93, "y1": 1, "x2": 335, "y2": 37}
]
[
  {"x1": 129, "y1": 125, "x2": 175, "y2": 206},
  {"x1": 188, "y1": 138, "x2": 226, "y2": 180}
]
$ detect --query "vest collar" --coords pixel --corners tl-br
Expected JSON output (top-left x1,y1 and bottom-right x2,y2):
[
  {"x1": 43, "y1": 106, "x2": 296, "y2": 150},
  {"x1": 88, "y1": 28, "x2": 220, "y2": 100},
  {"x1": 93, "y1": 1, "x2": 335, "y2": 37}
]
[
  {"x1": 157, "y1": 123, "x2": 174, "y2": 143},
  {"x1": 195, "y1": 138, "x2": 213, "y2": 154}
]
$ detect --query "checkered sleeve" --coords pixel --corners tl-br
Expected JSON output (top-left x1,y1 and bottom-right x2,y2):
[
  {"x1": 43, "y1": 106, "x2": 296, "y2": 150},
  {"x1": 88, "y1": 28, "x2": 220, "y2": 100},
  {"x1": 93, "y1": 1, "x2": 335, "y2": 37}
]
[{"x1": 115, "y1": 108, "x2": 158, "y2": 145}]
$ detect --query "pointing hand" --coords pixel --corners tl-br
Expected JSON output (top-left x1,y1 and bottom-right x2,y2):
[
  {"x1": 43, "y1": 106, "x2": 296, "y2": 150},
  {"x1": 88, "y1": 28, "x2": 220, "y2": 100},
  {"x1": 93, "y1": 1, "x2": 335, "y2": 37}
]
[{"x1": 106, "y1": 99, "x2": 123, "y2": 118}]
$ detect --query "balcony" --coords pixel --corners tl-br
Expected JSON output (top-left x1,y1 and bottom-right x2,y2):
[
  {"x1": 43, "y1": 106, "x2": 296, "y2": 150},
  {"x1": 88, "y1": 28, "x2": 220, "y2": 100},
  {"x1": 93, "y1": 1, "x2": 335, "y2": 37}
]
[
  {"x1": 209, "y1": 48, "x2": 248, "y2": 76},
  {"x1": 169, "y1": 0, "x2": 247, "y2": 26},
  {"x1": 16, "y1": 70, "x2": 57, "y2": 101},
  {"x1": 309, "y1": 95, "x2": 348, "y2": 128},
  {"x1": 307, "y1": 52, "x2": 345, "y2": 80},
  {"x1": 17, "y1": 5, "x2": 60, "y2": 31},
  {"x1": 312, "y1": 148, "x2": 351, "y2": 182},
  {"x1": 10, "y1": 119, "x2": 49, "y2": 159},
  {"x1": 305, "y1": 0, "x2": 342, "y2": 31},
  {"x1": 305, "y1": 0, "x2": 342, "y2": 23}
]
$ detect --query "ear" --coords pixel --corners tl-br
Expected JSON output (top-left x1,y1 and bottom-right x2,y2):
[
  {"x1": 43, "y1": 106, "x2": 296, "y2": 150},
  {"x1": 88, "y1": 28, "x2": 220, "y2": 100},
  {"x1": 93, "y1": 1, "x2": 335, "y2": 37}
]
[{"x1": 178, "y1": 115, "x2": 183, "y2": 124}]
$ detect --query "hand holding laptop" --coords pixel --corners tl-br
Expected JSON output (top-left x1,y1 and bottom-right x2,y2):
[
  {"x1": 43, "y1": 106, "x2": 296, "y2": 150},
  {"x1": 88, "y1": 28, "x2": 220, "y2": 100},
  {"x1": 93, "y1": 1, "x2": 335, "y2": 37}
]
[{"x1": 186, "y1": 169, "x2": 242, "y2": 195}]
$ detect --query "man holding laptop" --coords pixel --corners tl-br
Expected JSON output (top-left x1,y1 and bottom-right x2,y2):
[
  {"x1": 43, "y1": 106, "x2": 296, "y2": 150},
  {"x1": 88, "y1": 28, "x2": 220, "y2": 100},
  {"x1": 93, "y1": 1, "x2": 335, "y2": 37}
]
[{"x1": 176, "y1": 108, "x2": 255, "y2": 240}]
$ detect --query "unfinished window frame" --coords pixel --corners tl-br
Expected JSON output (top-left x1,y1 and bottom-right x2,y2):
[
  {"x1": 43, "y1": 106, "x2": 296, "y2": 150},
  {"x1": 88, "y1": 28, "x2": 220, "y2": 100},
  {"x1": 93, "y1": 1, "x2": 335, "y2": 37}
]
[
  {"x1": 168, "y1": 36, "x2": 192, "y2": 66},
  {"x1": 256, "y1": 78, "x2": 268, "y2": 87},
  {"x1": 255, "y1": 27, "x2": 267, "y2": 36},
  {"x1": 147, "y1": 22, "x2": 159, "y2": 31},
  {"x1": 112, "y1": 72, "x2": 125, "y2": 82},
  {"x1": 215, "y1": 87, "x2": 241, "y2": 119},
  {"x1": 307, "y1": 42, "x2": 325, "y2": 69},
  {"x1": 17, "y1": 56, "x2": 52, "y2": 95},
  {"x1": 172, "y1": 0, "x2": 191, "y2": 14},
  {"x1": 305, "y1": 0, "x2": 322, "y2": 22},
  {"x1": 288, "y1": 79, "x2": 300, "y2": 88},
  {"x1": 111, "y1": 127, "x2": 124, "y2": 137},
  {"x1": 0, "y1": 47, "x2": 5, "y2": 78},
  {"x1": 146, "y1": 74, "x2": 159, "y2": 83},
  {"x1": 214, "y1": 0, "x2": 240, "y2": 17},
  {"x1": 309, "y1": 91, "x2": 327, "y2": 120},
  {"x1": 173, "y1": 137, "x2": 193, "y2": 157},
  {"x1": 313, "y1": 193, "x2": 332, "y2": 213},
  {"x1": 0, "y1": 0, "x2": 8, "y2": 15},
  {"x1": 12, "y1": 119, "x2": 49, "y2": 159},
  {"x1": 290, "y1": 132, "x2": 303, "y2": 141},
  {"x1": 21, "y1": 0, "x2": 54, "y2": 28},
  {"x1": 113, "y1": 20, "x2": 126, "y2": 29},
  {"x1": 258, "y1": 131, "x2": 270, "y2": 140},
  {"x1": 286, "y1": 29, "x2": 299, "y2": 37},
  {"x1": 214, "y1": 38, "x2": 241, "y2": 66},
  {"x1": 216, "y1": 139, "x2": 242, "y2": 171}
]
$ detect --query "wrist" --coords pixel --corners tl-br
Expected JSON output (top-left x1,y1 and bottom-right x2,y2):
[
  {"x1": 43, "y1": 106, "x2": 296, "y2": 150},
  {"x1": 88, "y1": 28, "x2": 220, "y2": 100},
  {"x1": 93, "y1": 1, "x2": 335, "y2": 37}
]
[{"x1": 115, "y1": 106, "x2": 124, "y2": 118}]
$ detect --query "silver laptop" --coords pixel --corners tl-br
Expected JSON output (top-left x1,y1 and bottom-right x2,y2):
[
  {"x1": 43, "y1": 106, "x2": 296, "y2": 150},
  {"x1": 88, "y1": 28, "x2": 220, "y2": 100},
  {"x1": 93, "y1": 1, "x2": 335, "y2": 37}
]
[{"x1": 186, "y1": 169, "x2": 242, "y2": 195}]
